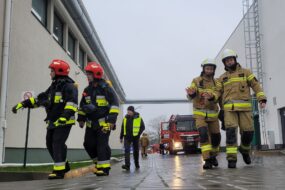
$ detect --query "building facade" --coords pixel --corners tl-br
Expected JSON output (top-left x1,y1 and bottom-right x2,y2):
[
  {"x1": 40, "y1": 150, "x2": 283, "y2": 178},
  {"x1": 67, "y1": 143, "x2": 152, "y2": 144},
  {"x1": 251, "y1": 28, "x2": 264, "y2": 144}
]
[
  {"x1": 215, "y1": 0, "x2": 285, "y2": 149},
  {"x1": 0, "y1": 0, "x2": 126, "y2": 163}
]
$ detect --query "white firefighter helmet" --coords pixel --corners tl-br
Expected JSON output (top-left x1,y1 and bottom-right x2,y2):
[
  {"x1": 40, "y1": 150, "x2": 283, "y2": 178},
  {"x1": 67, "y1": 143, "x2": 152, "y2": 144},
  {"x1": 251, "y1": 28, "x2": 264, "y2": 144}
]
[
  {"x1": 222, "y1": 49, "x2": 237, "y2": 62},
  {"x1": 201, "y1": 58, "x2": 216, "y2": 67}
]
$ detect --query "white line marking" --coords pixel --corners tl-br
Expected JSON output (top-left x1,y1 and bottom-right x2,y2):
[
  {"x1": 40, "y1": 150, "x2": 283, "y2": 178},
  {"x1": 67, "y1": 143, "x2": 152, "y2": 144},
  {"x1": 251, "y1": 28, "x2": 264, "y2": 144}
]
[
  {"x1": 208, "y1": 180, "x2": 221, "y2": 184},
  {"x1": 197, "y1": 184, "x2": 207, "y2": 190}
]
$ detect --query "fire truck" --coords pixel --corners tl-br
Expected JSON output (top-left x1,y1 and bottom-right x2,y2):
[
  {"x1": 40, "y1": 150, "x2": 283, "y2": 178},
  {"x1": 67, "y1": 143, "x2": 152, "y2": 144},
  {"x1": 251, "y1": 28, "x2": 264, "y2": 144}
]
[{"x1": 160, "y1": 115, "x2": 200, "y2": 155}]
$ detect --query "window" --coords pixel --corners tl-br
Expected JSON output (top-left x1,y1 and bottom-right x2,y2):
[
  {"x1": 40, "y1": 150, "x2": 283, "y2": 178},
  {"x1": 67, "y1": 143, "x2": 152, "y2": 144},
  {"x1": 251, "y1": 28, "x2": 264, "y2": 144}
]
[
  {"x1": 79, "y1": 47, "x2": 85, "y2": 69},
  {"x1": 68, "y1": 32, "x2": 75, "y2": 60},
  {"x1": 176, "y1": 120, "x2": 196, "y2": 132},
  {"x1": 32, "y1": 0, "x2": 47, "y2": 26},
  {"x1": 53, "y1": 13, "x2": 64, "y2": 46},
  {"x1": 161, "y1": 123, "x2": 169, "y2": 131}
]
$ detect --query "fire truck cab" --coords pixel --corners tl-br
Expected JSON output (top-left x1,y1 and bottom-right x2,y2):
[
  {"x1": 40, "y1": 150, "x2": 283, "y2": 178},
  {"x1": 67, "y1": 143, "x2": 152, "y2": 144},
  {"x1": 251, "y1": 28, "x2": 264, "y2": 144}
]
[{"x1": 160, "y1": 115, "x2": 199, "y2": 155}]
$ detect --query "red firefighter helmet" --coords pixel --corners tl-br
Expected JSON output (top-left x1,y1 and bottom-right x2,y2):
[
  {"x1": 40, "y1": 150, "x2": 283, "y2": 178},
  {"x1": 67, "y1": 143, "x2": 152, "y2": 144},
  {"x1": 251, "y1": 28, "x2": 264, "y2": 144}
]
[
  {"x1": 85, "y1": 62, "x2": 104, "y2": 79},
  {"x1": 49, "y1": 59, "x2": 70, "y2": 76}
]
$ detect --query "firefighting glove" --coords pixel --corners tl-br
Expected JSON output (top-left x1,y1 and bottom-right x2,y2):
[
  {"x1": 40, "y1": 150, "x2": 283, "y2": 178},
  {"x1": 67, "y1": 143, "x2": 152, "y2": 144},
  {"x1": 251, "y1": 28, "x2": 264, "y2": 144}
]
[
  {"x1": 54, "y1": 117, "x2": 67, "y2": 127},
  {"x1": 12, "y1": 103, "x2": 23, "y2": 114},
  {"x1": 101, "y1": 123, "x2": 111, "y2": 133},
  {"x1": 82, "y1": 104, "x2": 96, "y2": 114}
]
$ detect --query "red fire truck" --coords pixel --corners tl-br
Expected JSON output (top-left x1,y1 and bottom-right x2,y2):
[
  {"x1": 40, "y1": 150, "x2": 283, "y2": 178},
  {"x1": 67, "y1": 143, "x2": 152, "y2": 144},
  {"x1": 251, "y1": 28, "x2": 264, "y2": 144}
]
[{"x1": 160, "y1": 115, "x2": 200, "y2": 155}]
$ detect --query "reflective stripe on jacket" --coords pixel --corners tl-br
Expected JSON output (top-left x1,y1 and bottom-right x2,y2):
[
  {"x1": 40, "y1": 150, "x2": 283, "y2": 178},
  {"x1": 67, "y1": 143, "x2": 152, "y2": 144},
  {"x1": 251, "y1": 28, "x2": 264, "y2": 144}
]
[{"x1": 216, "y1": 64, "x2": 266, "y2": 111}]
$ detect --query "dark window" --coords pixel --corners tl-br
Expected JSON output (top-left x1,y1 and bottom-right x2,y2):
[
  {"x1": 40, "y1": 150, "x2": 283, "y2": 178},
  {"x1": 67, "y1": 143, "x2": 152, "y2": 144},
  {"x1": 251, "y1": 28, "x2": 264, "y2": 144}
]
[
  {"x1": 176, "y1": 120, "x2": 196, "y2": 132},
  {"x1": 32, "y1": 0, "x2": 47, "y2": 26},
  {"x1": 68, "y1": 32, "x2": 75, "y2": 60},
  {"x1": 79, "y1": 47, "x2": 85, "y2": 68},
  {"x1": 53, "y1": 13, "x2": 64, "y2": 46}
]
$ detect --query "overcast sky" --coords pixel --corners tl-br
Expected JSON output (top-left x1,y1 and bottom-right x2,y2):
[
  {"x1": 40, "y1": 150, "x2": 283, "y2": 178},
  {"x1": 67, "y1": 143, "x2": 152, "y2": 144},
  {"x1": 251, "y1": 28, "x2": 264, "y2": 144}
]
[{"x1": 83, "y1": 0, "x2": 243, "y2": 128}]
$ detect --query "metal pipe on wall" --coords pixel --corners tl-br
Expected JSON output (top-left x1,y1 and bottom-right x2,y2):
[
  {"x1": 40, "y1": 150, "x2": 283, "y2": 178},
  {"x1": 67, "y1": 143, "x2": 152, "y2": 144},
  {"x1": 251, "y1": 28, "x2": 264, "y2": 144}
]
[{"x1": 0, "y1": 0, "x2": 12, "y2": 164}]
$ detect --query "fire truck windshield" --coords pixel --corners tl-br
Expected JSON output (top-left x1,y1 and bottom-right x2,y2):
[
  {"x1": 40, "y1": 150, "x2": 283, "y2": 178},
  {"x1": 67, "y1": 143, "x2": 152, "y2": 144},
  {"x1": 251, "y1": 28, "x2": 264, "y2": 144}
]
[{"x1": 176, "y1": 120, "x2": 196, "y2": 132}]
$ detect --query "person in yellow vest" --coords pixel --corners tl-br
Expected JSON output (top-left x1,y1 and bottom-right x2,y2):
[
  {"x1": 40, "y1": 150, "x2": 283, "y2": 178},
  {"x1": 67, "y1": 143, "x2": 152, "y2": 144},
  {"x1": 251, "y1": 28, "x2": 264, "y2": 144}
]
[
  {"x1": 140, "y1": 132, "x2": 150, "y2": 158},
  {"x1": 120, "y1": 106, "x2": 145, "y2": 170},
  {"x1": 215, "y1": 49, "x2": 266, "y2": 168},
  {"x1": 186, "y1": 58, "x2": 221, "y2": 169}
]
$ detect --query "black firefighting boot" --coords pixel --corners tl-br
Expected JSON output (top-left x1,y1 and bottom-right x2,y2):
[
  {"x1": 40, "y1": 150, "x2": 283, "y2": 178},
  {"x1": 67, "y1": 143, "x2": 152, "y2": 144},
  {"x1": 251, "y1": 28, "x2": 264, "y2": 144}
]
[
  {"x1": 241, "y1": 152, "x2": 251, "y2": 165},
  {"x1": 122, "y1": 164, "x2": 130, "y2": 171},
  {"x1": 210, "y1": 156, "x2": 219, "y2": 167},
  {"x1": 48, "y1": 170, "x2": 65, "y2": 180},
  {"x1": 95, "y1": 168, "x2": 110, "y2": 176},
  {"x1": 203, "y1": 159, "x2": 213, "y2": 169},
  {"x1": 65, "y1": 161, "x2": 70, "y2": 173},
  {"x1": 228, "y1": 160, "x2": 237, "y2": 169}
]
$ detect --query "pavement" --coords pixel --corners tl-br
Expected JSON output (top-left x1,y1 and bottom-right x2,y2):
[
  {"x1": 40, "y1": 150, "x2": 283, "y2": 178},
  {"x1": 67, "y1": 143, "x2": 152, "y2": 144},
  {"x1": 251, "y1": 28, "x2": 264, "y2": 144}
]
[{"x1": 0, "y1": 151, "x2": 285, "y2": 189}]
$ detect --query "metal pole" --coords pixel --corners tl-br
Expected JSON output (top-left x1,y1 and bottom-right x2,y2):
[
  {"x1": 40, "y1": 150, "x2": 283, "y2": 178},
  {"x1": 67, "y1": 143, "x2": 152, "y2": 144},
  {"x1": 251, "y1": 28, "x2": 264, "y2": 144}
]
[{"x1": 23, "y1": 108, "x2": 31, "y2": 168}]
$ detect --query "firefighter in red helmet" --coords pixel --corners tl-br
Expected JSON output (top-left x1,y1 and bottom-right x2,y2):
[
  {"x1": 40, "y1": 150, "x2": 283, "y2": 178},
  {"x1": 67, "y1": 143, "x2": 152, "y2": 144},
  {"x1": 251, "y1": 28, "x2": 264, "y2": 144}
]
[
  {"x1": 77, "y1": 62, "x2": 120, "y2": 176},
  {"x1": 12, "y1": 59, "x2": 78, "y2": 179}
]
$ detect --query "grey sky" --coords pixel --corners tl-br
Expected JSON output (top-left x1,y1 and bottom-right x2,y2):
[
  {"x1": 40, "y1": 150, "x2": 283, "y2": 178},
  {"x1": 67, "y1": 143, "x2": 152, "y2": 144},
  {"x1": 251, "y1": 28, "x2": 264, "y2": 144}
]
[{"x1": 83, "y1": 0, "x2": 243, "y2": 128}]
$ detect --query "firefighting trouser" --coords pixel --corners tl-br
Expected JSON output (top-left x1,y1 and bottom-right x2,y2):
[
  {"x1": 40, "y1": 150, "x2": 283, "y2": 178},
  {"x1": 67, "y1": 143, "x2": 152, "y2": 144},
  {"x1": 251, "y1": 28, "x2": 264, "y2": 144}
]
[
  {"x1": 84, "y1": 127, "x2": 111, "y2": 171},
  {"x1": 195, "y1": 118, "x2": 221, "y2": 161},
  {"x1": 141, "y1": 146, "x2": 147, "y2": 156},
  {"x1": 224, "y1": 111, "x2": 254, "y2": 161},
  {"x1": 124, "y1": 137, "x2": 140, "y2": 167},
  {"x1": 46, "y1": 125, "x2": 71, "y2": 172}
]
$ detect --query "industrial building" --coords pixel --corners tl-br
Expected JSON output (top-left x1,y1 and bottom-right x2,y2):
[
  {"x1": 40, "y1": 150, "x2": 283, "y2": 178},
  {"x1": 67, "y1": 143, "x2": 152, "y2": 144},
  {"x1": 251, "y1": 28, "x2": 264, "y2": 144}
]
[
  {"x1": 0, "y1": 0, "x2": 126, "y2": 163},
  {"x1": 215, "y1": 0, "x2": 285, "y2": 149}
]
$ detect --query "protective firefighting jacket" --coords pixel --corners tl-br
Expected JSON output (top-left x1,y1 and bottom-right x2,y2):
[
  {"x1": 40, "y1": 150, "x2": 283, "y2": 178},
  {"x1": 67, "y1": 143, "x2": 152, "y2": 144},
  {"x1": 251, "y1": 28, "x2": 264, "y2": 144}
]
[
  {"x1": 188, "y1": 76, "x2": 219, "y2": 120},
  {"x1": 216, "y1": 64, "x2": 266, "y2": 111},
  {"x1": 22, "y1": 76, "x2": 78, "y2": 129},
  {"x1": 77, "y1": 79, "x2": 119, "y2": 128}
]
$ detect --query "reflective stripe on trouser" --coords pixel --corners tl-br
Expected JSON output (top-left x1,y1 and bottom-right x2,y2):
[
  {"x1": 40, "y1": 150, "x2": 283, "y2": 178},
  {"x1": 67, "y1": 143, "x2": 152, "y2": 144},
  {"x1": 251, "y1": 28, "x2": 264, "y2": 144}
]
[
  {"x1": 211, "y1": 146, "x2": 220, "y2": 157},
  {"x1": 224, "y1": 111, "x2": 253, "y2": 131},
  {"x1": 226, "y1": 146, "x2": 238, "y2": 160},
  {"x1": 201, "y1": 144, "x2": 212, "y2": 160},
  {"x1": 224, "y1": 100, "x2": 252, "y2": 111},
  {"x1": 97, "y1": 160, "x2": 111, "y2": 169},
  {"x1": 240, "y1": 144, "x2": 251, "y2": 154},
  {"x1": 53, "y1": 162, "x2": 66, "y2": 171}
]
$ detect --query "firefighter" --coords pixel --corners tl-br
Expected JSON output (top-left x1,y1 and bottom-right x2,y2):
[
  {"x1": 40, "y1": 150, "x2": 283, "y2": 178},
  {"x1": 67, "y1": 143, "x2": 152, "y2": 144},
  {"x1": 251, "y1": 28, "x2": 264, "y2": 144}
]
[
  {"x1": 120, "y1": 106, "x2": 145, "y2": 171},
  {"x1": 140, "y1": 132, "x2": 149, "y2": 157},
  {"x1": 77, "y1": 62, "x2": 119, "y2": 176},
  {"x1": 186, "y1": 58, "x2": 221, "y2": 169},
  {"x1": 215, "y1": 49, "x2": 266, "y2": 168},
  {"x1": 12, "y1": 59, "x2": 78, "y2": 179}
]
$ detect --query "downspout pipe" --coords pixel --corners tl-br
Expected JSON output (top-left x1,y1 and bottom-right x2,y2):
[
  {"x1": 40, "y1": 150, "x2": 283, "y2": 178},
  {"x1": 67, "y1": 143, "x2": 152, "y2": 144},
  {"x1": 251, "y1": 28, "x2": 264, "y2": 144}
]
[{"x1": 0, "y1": 0, "x2": 12, "y2": 164}]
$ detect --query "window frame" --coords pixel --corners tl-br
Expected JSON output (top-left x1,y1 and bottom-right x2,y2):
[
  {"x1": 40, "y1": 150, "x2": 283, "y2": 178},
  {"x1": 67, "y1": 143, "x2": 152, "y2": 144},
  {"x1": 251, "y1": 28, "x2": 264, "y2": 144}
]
[
  {"x1": 53, "y1": 11, "x2": 64, "y2": 46},
  {"x1": 31, "y1": 0, "x2": 48, "y2": 27}
]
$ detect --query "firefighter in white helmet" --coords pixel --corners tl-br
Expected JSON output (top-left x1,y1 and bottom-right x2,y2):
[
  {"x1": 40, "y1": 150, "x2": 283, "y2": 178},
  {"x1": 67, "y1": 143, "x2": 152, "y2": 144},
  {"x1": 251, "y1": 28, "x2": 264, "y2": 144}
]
[
  {"x1": 215, "y1": 49, "x2": 266, "y2": 168},
  {"x1": 186, "y1": 58, "x2": 221, "y2": 169}
]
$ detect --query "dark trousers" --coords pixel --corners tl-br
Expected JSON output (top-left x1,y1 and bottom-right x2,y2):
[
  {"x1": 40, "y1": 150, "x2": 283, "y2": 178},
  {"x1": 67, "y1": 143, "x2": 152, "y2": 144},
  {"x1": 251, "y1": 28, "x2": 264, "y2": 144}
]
[
  {"x1": 84, "y1": 127, "x2": 111, "y2": 166},
  {"x1": 46, "y1": 126, "x2": 71, "y2": 164},
  {"x1": 124, "y1": 137, "x2": 139, "y2": 167}
]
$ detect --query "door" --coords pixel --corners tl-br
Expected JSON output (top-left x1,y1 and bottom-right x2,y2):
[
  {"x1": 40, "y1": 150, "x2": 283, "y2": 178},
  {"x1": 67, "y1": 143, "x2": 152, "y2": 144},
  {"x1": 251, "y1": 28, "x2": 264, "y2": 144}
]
[{"x1": 279, "y1": 107, "x2": 285, "y2": 147}]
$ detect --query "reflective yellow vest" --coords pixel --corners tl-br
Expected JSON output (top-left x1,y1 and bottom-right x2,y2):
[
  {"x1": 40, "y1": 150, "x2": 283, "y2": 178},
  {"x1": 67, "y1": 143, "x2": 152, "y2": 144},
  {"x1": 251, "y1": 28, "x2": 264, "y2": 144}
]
[{"x1": 123, "y1": 117, "x2": 142, "y2": 137}]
